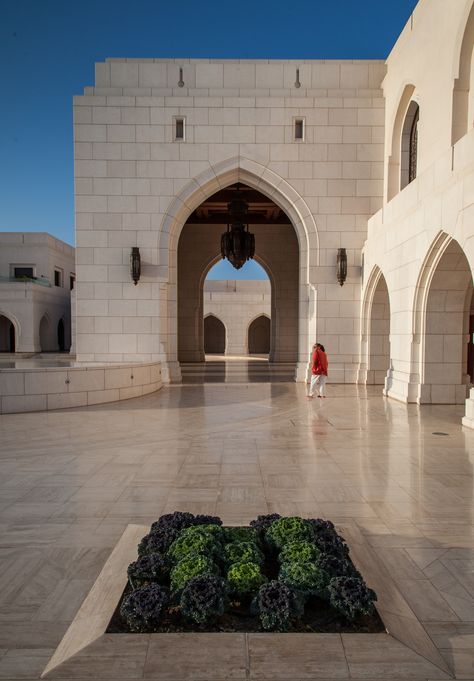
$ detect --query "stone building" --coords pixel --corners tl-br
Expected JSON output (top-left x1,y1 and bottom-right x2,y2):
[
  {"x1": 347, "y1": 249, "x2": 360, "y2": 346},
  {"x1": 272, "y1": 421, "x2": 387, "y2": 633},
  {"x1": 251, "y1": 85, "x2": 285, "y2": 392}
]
[
  {"x1": 0, "y1": 233, "x2": 75, "y2": 353},
  {"x1": 203, "y1": 280, "x2": 271, "y2": 356},
  {"x1": 72, "y1": 0, "x2": 474, "y2": 427}
]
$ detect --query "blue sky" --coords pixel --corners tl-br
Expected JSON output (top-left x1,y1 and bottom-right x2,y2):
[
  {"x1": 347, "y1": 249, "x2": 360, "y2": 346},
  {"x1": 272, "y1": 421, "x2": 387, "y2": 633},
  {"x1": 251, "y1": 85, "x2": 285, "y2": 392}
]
[{"x1": 1, "y1": 0, "x2": 418, "y2": 278}]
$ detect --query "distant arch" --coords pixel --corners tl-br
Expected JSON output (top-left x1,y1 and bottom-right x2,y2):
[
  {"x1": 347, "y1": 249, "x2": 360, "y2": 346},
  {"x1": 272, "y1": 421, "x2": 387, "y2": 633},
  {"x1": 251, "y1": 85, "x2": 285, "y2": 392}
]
[
  {"x1": 204, "y1": 314, "x2": 226, "y2": 354},
  {"x1": 452, "y1": 2, "x2": 474, "y2": 144},
  {"x1": 248, "y1": 314, "x2": 271, "y2": 354},
  {"x1": 0, "y1": 313, "x2": 16, "y2": 352}
]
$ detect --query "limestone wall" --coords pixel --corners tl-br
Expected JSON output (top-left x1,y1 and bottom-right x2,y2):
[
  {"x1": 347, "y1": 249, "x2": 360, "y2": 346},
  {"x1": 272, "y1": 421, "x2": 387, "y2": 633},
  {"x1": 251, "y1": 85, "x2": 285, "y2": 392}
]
[
  {"x1": 203, "y1": 280, "x2": 271, "y2": 356},
  {"x1": 73, "y1": 59, "x2": 386, "y2": 381}
]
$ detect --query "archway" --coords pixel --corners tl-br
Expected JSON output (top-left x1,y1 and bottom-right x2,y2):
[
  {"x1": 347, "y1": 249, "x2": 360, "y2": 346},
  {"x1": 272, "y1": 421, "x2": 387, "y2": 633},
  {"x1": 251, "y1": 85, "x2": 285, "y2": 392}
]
[
  {"x1": 177, "y1": 182, "x2": 299, "y2": 368},
  {"x1": 57, "y1": 319, "x2": 65, "y2": 352},
  {"x1": 204, "y1": 315, "x2": 226, "y2": 354},
  {"x1": 400, "y1": 101, "x2": 419, "y2": 190},
  {"x1": 359, "y1": 267, "x2": 391, "y2": 388},
  {"x1": 414, "y1": 234, "x2": 473, "y2": 404},
  {"x1": 0, "y1": 315, "x2": 15, "y2": 352},
  {"x1": 248, "y1": 315, "x2": 270, "y2": 355},
  {"x1": 387, "y1": 84, "x2": 416, "y2": 200},
  {"x1": 160, "y1": 158, "x2": 317, "y2": 382}
]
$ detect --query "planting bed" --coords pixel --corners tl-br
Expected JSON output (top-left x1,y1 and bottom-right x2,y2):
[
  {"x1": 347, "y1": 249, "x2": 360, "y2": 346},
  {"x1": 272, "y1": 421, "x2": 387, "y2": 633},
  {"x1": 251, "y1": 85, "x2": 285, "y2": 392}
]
[{"x1": 106, "y1": 512, "x2": 384, "y2": 634}]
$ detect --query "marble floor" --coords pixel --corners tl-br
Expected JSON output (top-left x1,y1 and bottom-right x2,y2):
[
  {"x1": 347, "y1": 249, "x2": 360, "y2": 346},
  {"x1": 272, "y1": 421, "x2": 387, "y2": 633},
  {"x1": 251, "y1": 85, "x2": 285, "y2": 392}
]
[{"x1": 0, "y1": 381, "x2": 473, "y2": 679}]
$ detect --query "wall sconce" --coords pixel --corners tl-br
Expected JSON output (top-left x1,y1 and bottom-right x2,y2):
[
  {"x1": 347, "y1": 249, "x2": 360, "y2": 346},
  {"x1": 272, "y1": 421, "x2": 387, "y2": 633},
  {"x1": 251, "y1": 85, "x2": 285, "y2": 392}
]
[
  {"x1": 130, "y1": 247, "x2": 141, "y2": 285},
  {"x1": 336, "y1": 248, "x2": 347, "y2": 286}
]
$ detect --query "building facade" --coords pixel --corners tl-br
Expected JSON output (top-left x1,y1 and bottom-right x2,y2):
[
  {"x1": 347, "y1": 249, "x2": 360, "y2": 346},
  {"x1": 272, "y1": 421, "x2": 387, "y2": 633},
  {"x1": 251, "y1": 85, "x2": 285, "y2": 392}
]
[
  {"x1": 203, "y1": 280, "x2": 271, "y2": 356},
  {"x1": 72, "y1": 0, "x2": 474, "y2": 427},
  {"x1": 0, "y1": 233, "x2": 75, "y2": 353}
]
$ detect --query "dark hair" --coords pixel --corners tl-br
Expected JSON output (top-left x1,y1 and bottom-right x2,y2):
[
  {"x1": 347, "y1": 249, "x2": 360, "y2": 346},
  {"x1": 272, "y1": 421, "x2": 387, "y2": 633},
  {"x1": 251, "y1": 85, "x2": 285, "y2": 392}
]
[{"x1": 317, "y1": 343, "x2": 325, "y2": 352}]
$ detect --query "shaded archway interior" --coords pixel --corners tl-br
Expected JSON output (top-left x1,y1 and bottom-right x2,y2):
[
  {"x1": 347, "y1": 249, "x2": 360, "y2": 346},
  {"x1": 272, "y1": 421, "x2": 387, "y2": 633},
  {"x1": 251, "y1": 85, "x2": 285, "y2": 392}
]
[
  {"x1": 368, "y1": 275, "x2": 391, "y2": 385},
  {"x1": 178, "y1": 183, "x2": 298, "y2": 364},
  {"x1": 0, "y1": 315, "x2": 15, "y2": 352},
  {"x1": 421, "y1": 239, "x2": 473, "y2": 403},
  {"x1": 204, "y1": 315, "x2": 226, "y2": 354},
  {"x1": 248, "y1": 315, "x2": 271, "y2": 355}
]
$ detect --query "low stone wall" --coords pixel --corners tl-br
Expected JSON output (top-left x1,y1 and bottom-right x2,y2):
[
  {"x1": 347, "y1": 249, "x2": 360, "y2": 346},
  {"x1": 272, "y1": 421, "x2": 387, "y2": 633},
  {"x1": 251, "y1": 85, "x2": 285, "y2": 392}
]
[{"x1": 0, "y1": 361, "x2": 162, "y2": 414}]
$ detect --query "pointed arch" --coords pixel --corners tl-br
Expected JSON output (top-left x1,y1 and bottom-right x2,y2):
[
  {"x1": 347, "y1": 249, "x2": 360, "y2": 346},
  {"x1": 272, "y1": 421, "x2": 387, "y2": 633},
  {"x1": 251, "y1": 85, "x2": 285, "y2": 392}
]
[
  {"x1": 412, "y1": 231, "x2": 474, "y2": 403},
  {"x1": 387, "y1": 84, "x2": 416, "y2": 200},
  {"x1": 359, "y1": 265, "x2": 391, "y2": 387},
  {"x1": 203, "y1": 314, "x2": 226, "y2": 354},
  {"x1": 167, "y1": 158, "x2": 315, "y2": 379},
  {"x1": 247, "y1": 314, "x2": 271, "y2": 355},
  {"x1": 0, "y1": 311, "x2": 19, "y2": 352}
]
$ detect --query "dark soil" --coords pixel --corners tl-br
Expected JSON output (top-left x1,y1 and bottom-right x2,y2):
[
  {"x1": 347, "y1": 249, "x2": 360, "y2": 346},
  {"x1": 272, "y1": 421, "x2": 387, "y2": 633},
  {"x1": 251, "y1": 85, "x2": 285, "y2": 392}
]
[{"x1": 107, "y1": 583, "x2": 385, "y2": 634}]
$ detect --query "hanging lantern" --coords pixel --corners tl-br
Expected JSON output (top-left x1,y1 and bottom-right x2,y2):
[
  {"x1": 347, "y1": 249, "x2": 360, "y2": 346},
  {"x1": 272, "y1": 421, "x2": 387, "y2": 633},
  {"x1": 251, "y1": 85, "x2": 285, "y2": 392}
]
[
  {"x1": 220, "y1": 186, "x2": 255, "y2": 270},
  {"x1": 130, "y1": 247, "x2": 141, "y2": 285},
  {"x1": 336, "y1": 248, "x2": 347, "y2": 286}
]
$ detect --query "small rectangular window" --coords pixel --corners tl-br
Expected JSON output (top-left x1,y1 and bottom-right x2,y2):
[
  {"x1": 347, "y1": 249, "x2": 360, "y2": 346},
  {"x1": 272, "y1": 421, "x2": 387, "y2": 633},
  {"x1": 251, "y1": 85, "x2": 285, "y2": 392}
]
[
  {"x1": 70, "y1": 274, "x2": 75, "y2": 290},
  {"x1": 174, "y1": 116, "x2": 185, "y2": 141},
  {"x1": 14, "y1": 266, "x2": 34, "y2": 279},
  {"x1": 54, "y1": 268, "x2": 63, "y2": 287},
  {"x1": 294, "y1": 118, "x2": 305, "y2": 141}
]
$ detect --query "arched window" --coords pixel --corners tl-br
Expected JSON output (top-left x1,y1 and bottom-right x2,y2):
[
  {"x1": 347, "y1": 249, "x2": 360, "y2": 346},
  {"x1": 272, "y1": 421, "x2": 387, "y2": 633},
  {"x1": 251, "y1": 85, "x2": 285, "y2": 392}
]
[
  {"x1": 401, "y1": 101, "x2": 419, "y2": 191},
  {"x1": 452, "y1": 3, "x2": 474, "y2": 144},
  {"x1": 0, "y1": 315, "x2": 15, "y2": 352}
]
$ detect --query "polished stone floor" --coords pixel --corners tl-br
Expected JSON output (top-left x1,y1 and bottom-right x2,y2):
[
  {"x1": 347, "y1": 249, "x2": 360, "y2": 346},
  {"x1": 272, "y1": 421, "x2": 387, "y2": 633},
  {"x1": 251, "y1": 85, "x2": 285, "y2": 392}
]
[{"x1": 0, "y1": 381, "x2": 473, "y2": 679}]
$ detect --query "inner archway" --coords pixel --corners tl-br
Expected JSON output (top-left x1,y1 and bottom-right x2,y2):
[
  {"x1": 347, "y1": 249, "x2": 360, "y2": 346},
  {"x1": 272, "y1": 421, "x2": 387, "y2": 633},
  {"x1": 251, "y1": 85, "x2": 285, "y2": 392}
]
[
  {"x1": 39, "y1": 315, "x2": 55, "y2": 352},
  {"x1": 204, "y1": 315, "x2": 226, "y2": 354},
  {"x1": 177, "y1": 182, "x2": 299, "y2": 368},
  {"x1": 248, "y1": 315, "x2": 271, "y2": 355},
  {"x1": 368, "y1": 274, "x2": 391, "y2": 385},
  {"x1": 0, "y1": 315, "x2": 15, "y2": 352},
  {"x1": 57, "y1": 319, "x2": 65, "y2": 352},
  {"x1": 418, "y1": 236, "x2": 473, "y2": 403}
]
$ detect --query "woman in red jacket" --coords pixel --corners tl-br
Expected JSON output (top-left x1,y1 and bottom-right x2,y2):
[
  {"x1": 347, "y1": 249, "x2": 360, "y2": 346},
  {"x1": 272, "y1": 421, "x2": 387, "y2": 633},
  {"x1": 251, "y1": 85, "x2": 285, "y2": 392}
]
[{"x1": 307, "y1": 343, "x2": 328, "y2": 398}]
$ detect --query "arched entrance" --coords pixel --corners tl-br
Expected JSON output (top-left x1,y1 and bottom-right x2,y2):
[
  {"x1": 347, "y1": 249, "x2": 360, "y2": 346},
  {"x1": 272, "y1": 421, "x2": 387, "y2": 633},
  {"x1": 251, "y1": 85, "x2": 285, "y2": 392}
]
[
  {"x1": 414, "y1": 234, "x2": 473, "y2": 403},
  {"x1": 359, "y1": 267, "x2": 391, "y2": 388},
  {"x1": 159, "y1": 158, "x2": 317, "y2": 383},
  {"x1": 177, "y1": 182, "x2": 299, "y2": 368},
  {"x1": 0, "y1": 315, "x2": 15, "y2": 352},
  {"x1": 204, "y1": 315, "x2": 226, "y2": 354},
  {"x1": 248, "y1": 315, "x2": 270, "y2": 355}
]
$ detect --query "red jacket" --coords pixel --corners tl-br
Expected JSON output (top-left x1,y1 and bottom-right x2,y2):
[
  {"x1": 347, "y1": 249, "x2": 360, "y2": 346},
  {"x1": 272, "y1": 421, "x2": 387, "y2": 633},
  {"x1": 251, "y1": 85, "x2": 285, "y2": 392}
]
[{"x1": 312, "y1": 349, "x2": 328, "y2": 376}]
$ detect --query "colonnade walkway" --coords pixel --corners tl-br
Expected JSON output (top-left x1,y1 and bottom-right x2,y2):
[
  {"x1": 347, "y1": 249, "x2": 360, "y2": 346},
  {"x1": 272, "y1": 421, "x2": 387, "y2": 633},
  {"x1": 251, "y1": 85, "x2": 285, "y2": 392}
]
[{"x1": 0, "y1": 382, "x2": 473, "y2": 679}]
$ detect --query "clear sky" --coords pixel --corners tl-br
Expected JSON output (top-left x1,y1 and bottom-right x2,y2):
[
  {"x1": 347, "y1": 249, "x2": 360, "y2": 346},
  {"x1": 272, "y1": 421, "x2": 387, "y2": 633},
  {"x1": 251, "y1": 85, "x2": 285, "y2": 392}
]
[{"x1": 1, "y1": 0, "x2": 418, "y2": 271}]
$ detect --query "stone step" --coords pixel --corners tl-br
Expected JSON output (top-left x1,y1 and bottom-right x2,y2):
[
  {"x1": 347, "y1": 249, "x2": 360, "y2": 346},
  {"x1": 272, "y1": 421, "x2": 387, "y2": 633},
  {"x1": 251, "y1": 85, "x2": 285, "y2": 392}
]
[{"x1": 180, "y1": 360, "x2": 296, "y2": 383}]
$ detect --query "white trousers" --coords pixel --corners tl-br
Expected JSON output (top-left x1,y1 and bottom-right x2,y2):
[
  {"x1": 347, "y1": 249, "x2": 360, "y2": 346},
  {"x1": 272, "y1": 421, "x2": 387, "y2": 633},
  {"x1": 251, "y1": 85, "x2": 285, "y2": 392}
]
[{"x1": 309, "y1": 374, "x2": 327, "y2": 397}]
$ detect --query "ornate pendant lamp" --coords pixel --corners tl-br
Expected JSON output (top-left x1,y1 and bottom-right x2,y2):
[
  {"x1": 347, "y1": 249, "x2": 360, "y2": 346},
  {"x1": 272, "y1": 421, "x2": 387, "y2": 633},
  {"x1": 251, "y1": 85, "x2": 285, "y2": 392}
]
[{"x1": 220, "y1": 186, "x2": 255, "y2": 270}]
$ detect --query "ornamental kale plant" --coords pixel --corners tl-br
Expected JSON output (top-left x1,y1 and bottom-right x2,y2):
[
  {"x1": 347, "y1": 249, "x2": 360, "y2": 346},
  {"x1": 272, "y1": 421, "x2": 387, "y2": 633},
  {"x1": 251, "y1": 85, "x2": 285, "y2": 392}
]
[
  {"x1": 138, "y1": 527, "x2": 180, "y2": 557},
  {"x1": 120, "y1": 583, "x2": 169, "y2": 632},
  {"x1": 223, "y1": 541, "x2": 264, "y2": 567},
  {"x1": 249, "y1": 513, "x2": 282, "y2": 534},
  {"x1": 127, "y1": 553, "x2": 171, "y2": 589},
  {"x1": 180, "y1": 575, "x2": 228, "y2": 624},
  {"x1": 308, "y1": 518, "x2": 336, "y2": 535},
  {"x1": 328, "y1": 576, "x2": 377, "y2": 620},
  {"x1": 279, "y1": 540, "x2": 320, "y2": 564},
  {"x1": 168, "y1": 526, "x2": 221, "y2": 563},
  {"x1": 193, "y1": 514, "x2": 223, "y2": 527},
  {"x1": 151, "y1": 511, "x2": 196, "y2": 534},
  {"x1": 252, "y1": 580, "x2": 303, "y2": 631},
  {"x1": 279, "y1": 560, "x2": 327, "y2": 596},
  {"x1": 170, "y1": 554, "x2": 218, "y2": 592},
  {"x1": 227, "y1": 561, "x2": 267, "y2": 596},
  {"x1": 313, "y1": 531, "x2": 349, "y2": 558},
  {"x1": 265, "y1": 516, "x2": 314, "y2": 550},
  {"x1": 224, "y1": 526, "x2": 259, "y2": 545}
]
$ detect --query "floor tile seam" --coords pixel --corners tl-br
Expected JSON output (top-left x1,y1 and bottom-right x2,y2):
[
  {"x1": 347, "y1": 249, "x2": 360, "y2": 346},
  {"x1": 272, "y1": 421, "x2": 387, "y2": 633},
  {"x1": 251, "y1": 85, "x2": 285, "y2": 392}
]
[
  {"x1": 387, "y1": 627, "x2": 456, "y2": 679},
  {"x1": 338, "y1": 631, "x2": 352, "y2": 678}
]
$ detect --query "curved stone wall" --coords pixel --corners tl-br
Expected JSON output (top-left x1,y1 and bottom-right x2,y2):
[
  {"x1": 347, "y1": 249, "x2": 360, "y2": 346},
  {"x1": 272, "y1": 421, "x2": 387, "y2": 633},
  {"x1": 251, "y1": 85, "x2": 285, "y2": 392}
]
[{"x1": 0, "y1": 361, "x2": 162, "y2": 414}]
